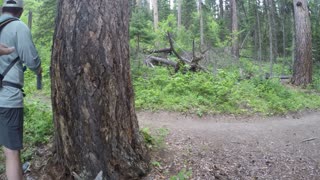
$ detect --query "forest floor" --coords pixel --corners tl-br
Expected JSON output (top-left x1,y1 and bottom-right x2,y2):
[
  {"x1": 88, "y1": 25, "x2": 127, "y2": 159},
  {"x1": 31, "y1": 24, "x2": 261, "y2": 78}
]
[
  {"x1": 2, "y1": 111, "x2": 320, "y2": 180},
  {"x1": 139, "y1": 111, "x2": 320, "y2": 180}
]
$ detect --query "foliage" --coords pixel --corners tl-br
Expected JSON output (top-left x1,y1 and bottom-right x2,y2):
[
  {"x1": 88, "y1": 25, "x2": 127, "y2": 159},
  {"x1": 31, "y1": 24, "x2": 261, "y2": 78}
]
[
  {"x1": 181, "y1": 0, "x2": 197, "y2": 30},
  {"x1": 158, "y1": 0, "x2": 171, "y2": 22},
  {"x1": 24, "y1": 100, "x2": 53, "y2": 146},
  {"x1": 140, "y1": 127, "x2": 169, "y2": 149},
  {"x1": 170, "y1": 168, "x2": 192, "y2": 180},
  {"x1": 133, "y1": 61, "x2": 320, "y2": 115}
]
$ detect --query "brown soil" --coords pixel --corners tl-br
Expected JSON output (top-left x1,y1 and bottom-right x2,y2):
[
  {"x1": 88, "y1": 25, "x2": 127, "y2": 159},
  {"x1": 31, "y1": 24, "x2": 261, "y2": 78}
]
[
  {"x1": 139, "y1": 111, "x2": 320, "y2": 180},
  {"x1": 2, "y1": 111, "x2": 320, "y2": 180}
]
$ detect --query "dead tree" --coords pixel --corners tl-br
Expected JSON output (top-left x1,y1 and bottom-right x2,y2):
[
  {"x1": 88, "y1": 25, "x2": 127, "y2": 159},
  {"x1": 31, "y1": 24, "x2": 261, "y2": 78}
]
[{"x1": 144, "y1": 32, "x2": 208, "y2": 73}]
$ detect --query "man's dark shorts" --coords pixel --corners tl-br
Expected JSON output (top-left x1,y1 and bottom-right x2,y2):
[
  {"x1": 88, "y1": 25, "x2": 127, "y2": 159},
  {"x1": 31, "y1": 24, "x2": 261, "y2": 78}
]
[{"x1": 0, "y1": 107, "x2": 23, "y2": 150}]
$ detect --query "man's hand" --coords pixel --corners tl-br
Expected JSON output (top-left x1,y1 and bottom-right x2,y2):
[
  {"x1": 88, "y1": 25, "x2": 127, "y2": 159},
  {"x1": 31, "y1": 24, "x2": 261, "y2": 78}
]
[
  {"x1": 0, "y1": 44, "x2": 15, "y2": 55},
  {"x1": 36, "y1": 66, "x2": 42, "y2": 75}
]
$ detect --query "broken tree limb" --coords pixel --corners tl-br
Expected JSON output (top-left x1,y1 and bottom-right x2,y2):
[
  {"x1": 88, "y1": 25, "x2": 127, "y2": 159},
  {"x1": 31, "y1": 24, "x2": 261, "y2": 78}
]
[
  {"x1": 167, "y1": 32, "x2": 191, "y2": 64},
  {"x1": 145, "y1": 48, "x2": 172, "y2": 54},
  {"x1": 145, "y1": 56, "x2": 178, "y2": 68},
  {"x1": 143, "y1": 32, "x2": 209, "y2": 73}
]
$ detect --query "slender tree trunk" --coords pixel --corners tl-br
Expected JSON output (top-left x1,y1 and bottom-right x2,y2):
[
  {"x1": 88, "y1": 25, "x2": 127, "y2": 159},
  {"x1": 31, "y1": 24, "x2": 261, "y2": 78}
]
[
  {"x1": 265, "y1": 0, "x2": 274, "y2": 76},
  {"x1": 219, "y1": 0, "x2": 224, "y2": 18},
  {"x1": 231, "y1": 0, "x2": 239, "y2": 59},
  {"x1": 292, "y1": 0, "x2": 313, "y2": 86},
  {"x1": 199, "y1": 0, "x2": 204, "y2": 47},
  {"x1": 136, "y1": 0, "x2": 141, "y2": 7},
  {"x1": 178, "y1": 0, "x2": 182, "y2": 28},
  {"x1": 153, "y1": 0, "x2": 159, "y2": 30},
  {"x1": 291, "y1": 9, "x2": 295, "y2": 69},
  {"x1": 270, "y1": 0, "x2": 278, "y2": 62},
  {"x1": 51, "y1": 0, "x2": 150, "y2": 179},
  {"x1": 255, "y1": 0, "x2": 262, "y2": 74},
  {"x1": 281, "y1": 2, "x2": 287, "y2": 75}
]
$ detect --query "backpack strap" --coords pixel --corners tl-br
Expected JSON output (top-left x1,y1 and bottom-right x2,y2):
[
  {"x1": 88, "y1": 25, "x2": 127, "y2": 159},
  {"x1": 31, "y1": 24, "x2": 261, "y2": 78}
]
[
  {"x1": 0, "y1": 18, "x2": 18, "y2": 31},
  {"x1": 1, "y1": 56, "x2": 19, "y2": 77}
]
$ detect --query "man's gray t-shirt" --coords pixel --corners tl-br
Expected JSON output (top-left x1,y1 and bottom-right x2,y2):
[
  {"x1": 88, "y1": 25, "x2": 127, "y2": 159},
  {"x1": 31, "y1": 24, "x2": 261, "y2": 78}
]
[{"x1": 0, "y1": 14, "x2": 41, "y2": 108}]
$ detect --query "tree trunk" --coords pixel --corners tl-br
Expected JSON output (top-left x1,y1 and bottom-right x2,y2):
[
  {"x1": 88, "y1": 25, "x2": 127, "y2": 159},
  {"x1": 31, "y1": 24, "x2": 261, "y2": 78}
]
[
  {"x1": 270, "y1": 0, "x2": 278, "y2": 62},
  {"x1": 178, "y1": 0, "x2": 182, "y2": 28},
  {"x1": 199, "y1": 0, "x2": 204, "y2": 47},
  {"x1": 153, "y1": 0, "x2": 159, "y2": 30},
  {"x1": 51, "y1": 0, "x2": 150, "y2": 179},
  {"x1": 136, "y1": 0, "x2": 141, "y2": 7},
  {"x1": 265, "y1": 0, "x2": 274, "y2": 76},
  {"x1": 219, "y1": 0, "x2": 224, "y2": 19},
  {"x1": 292, "y1": 0, "x2": 313, "y2": 86},
  {"x1": 255, "y1": 0, "x2": 262, "y2": 74},
  {"x1": 231, "y1": 0, "x2": 239, "y2": 59}
]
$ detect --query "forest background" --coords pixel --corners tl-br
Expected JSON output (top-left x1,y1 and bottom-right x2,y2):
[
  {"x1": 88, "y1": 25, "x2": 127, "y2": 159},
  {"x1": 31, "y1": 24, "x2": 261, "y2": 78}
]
[{"x1": 1, "y1": 0, "x2": 320, "y2": 174}]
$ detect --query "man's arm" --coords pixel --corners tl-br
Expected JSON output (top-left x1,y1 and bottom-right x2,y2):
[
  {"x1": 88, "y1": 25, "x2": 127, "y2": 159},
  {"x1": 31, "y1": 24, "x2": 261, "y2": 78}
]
[
  {"x1": 16, "y1": 23, "x2": 41, "y2": 74},
  {"x1": 0, "y1": 44, "x2": 15, "y2": 55}
]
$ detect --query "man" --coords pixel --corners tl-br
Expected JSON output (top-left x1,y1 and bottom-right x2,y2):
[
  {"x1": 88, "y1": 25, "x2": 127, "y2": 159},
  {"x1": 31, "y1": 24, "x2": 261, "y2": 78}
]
[
  {"x1": 0, "y1": 0, "x2": 41, "y2": 179},
  {"x1": 0, "y1": 44, "x2": 15, "y2": 55}
]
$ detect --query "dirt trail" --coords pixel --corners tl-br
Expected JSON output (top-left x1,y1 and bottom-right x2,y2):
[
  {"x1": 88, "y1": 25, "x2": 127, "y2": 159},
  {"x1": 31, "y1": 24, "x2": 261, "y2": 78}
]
[{"x1": 138, "y1": 111, "x2": 320, "y2": 180}]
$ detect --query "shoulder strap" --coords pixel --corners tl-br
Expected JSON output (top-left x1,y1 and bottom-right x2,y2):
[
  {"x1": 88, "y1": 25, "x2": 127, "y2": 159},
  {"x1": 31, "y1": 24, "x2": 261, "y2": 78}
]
[
  {"x1": 2, "y1": 56, "x2": 19, "y2": 77},
  {"x1": 0, "y1": 18, "x2": 18, "y2": 32}
]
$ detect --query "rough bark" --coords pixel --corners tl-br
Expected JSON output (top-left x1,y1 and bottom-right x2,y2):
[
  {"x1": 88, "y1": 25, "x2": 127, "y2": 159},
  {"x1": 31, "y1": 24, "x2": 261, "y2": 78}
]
[
  {"x1": 51, "y1": 0, "x2": 150, "y2": 179},
  {"x1": 292, "y1": 0, "x2": 313, "y2": 86},
  {"x1": 231, "y1": 0, "x2": 239, "y2": 59}
]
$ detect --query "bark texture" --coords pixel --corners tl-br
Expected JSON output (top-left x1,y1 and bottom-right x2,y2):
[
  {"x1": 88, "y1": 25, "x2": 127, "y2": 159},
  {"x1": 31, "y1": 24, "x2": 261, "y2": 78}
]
[
  {"x1": 51, "y1": 0, "x2": 150, "y2": 179},
  {"x1": 292, "y1": 0, "x2": 312, "y2": 86}
]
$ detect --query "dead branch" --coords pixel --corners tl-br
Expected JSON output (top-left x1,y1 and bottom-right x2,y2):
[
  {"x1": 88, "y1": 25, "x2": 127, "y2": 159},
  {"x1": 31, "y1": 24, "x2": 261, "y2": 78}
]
[
  {"x1": 145, "y1": 48, "x2": 172, "y2": 54},
  {"x1": 145, "y1": 56, "x2": 178, "y2": 68},
  {"x1": 143, "y1": 32, "x2": 209, "y2": 73},
  {"x1": 167, "y1": 32, "x2": 190, "y2": 64},
  {"x1": 301, "y1": 138, "x2": 317, "y2": 143}
]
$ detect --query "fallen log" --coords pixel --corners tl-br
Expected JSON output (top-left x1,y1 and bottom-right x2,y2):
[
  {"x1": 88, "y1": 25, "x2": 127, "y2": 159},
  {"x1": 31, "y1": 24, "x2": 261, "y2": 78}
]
[{"x1": 145, "y1": 56, "x2": 178, "y2": 68}]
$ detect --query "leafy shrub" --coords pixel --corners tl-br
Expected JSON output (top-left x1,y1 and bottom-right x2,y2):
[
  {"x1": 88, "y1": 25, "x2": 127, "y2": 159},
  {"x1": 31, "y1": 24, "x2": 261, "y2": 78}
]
[
  {"x1": 133, "y1": 66, "x2": 320, "y2": 115},
  {"x1": 170, "y1": 168, "x2": 192, "y2": 180},
  {"x1": 140, "y1": 127, "x2": 169, "y2": 149}
]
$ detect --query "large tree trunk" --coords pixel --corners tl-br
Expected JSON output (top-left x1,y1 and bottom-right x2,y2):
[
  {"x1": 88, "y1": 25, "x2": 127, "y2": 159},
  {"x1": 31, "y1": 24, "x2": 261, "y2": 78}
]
[
  {"x1": 231, "y1": 0, "x2": 239, "y2": 59},
  {"x1": 51, "y1": 0, "x2": 150, "y2": 179},
  {"x1": 292, "y1": 0, "x2": 312, "y2": 86}
]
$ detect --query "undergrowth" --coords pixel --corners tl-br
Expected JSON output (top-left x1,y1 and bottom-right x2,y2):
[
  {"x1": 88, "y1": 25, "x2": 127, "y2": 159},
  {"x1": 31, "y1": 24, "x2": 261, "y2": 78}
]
[{"x1": 133, "y1": 62, "x2": 320, "y2": 115}]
